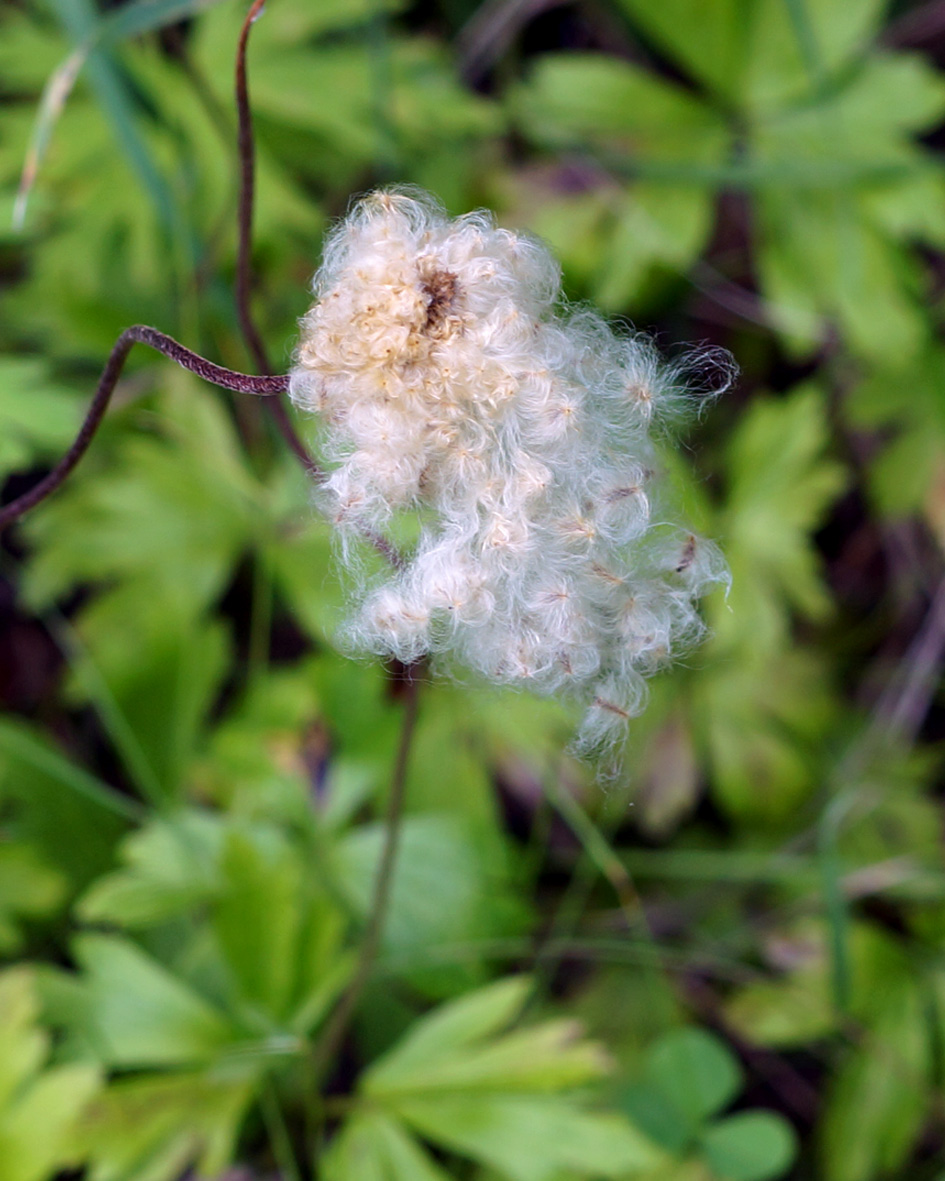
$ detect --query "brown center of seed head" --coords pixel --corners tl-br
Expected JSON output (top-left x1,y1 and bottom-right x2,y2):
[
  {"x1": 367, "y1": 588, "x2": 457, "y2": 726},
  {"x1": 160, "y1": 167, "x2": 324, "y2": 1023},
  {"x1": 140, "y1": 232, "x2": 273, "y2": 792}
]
[{"x1": 420, "y1": 268, "x2": 459, "y2": 333}]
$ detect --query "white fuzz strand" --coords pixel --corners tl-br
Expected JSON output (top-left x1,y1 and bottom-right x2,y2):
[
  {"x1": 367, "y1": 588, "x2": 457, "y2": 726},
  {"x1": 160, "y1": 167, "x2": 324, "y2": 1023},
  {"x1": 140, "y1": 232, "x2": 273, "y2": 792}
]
[{"x1": 290, "y1": 188, "x2": 731, "y2": 766}]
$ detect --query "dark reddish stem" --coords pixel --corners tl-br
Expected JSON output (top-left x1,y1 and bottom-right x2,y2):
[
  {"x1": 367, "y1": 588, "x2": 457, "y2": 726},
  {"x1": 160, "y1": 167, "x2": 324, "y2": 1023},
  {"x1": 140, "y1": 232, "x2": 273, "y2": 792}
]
[
  {"x1": 312, "y1": 666, "x2": 421, "y2": 1077},
  {"x1": 0, "y1": 325, "x2": 288, "y2": 533},
  {"x1": 231, "y1": 2, "x2": 401, "y2": 569},
  {"x1": 234, "y1": 0, "x2": 321, "y2": 479},
  {"x1": 235, "y1": 0, "x2": 270, "y2": 376}
]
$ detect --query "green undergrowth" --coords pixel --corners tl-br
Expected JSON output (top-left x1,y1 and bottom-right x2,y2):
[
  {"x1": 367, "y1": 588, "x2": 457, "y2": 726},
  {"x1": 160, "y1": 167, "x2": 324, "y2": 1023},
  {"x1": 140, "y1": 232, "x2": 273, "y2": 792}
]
[{"x1": 2, "y1": 0, "x2": 945, "y2": 1178}]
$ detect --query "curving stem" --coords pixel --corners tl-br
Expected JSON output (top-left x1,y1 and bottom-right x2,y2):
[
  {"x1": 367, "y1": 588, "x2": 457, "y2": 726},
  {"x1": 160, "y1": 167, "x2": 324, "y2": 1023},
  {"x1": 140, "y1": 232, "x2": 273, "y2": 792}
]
[
  {"x1": 0, "y1": 325, "x2": 288, "y2": 534},
  {"x1": 234, "y1": 0, "x2": 320, "y2": 478}
]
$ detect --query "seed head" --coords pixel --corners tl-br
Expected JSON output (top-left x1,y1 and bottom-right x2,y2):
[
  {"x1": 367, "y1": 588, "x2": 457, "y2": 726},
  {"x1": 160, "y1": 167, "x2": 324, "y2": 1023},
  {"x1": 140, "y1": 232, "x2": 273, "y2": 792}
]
[{"x1": 290, "y1": 189, "x2": 732, "y2": 764}]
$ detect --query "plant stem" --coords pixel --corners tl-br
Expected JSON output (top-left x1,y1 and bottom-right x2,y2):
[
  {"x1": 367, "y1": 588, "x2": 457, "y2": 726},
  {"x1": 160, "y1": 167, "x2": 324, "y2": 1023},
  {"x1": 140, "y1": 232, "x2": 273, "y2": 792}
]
[
  {"x1": 312, "y1": 667, "x2": 422, "y2": 1077},
  {"x1": 231, "y1": 1, "x2": 403, "y2": 575},
  {"x1": 234, "y1": 0, "x2": 322, "y2": 479},
  {"x1": 0, "y1": 325, "x2": 287, "y2": 534}
]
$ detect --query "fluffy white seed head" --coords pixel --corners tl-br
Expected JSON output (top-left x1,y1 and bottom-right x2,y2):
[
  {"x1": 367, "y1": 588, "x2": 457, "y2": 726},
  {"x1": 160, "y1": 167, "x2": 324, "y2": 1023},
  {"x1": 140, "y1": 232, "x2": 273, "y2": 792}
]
[{"x1": 290, "y1": 189, "x2": 732, "y2": 763}]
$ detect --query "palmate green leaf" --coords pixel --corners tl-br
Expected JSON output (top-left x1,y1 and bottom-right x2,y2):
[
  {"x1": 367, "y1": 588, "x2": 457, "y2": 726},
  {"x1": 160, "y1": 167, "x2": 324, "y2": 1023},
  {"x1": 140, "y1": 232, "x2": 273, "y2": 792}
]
[
  {"x1": 511, "y1": 53, "x2": 728, "y2": 308},
  {"x1": 196, "y1": 27, "x2": 498, "y2": 192},
  {"x1": 0, "y1": 969, "x2": 100, "y2": 1181},
  {"x1": 695, "y1": 384, "x2": 843, "y2": 822},
  {"x1": 398, "y1": 1096, "x2": 663, "y2": 1181},
  {"x1": 266, "y1": 507, "x2": 345, "y2": 646},
  {"x1": 191, "y1": 0, "x2": 409, "y2": 85},
  {"x1": 510, "y1": 52, "x2": 732, "y2": 307},
  {"x1": 78, "y1": 1071, "x2": 253, "y2": 1181},
  {"x1": 740, "y1": 0, "x2": 886, "y2": 113},
  {"x1": 11, "y1": 386, "x2": 244, "y2": 805},
  {"x1": 714, "y1": 384, "x2": 846, "y2": 653},
  {"x1": 11, "y1": 0, "x2": 228, "y2": 231},
  {"x1": 367, "y1": 976, "x2": 530, "y2": 1077},
  {"x1": 617, "y1": 0, "x2": 885, "y2": 111},
  {"x1": 407, "y1": 685, "x2": 508, "y2": 824},
  {"x1": 514, "y1": 53, "x2": 728, "y2": 159},
  {"x1": 755, "y1": 189, "x2": 926, "y2": 360},
  {"x1": 198, "y1": 658, "x2": 342, "y2": 822},
  {"x1": 613, "y1": 0, "x2": 751, "y2": 103},
  {"x1": 77, "y1": 808, "x2": 352, "y2": 1037},
  {"x1": 344, "y1": 977, "x2": 663, "y2": 1181},
  {"x1": 2, "y1": 42, "x2": 211, "y2": 354},
  {"x1": 208, "y1": 818, "x2": 353, "y2": 1038},
  {"x1": 322, "y1": 1113, "x2": 453, "y2": 1181},
  {"x1": 749, "y1": 51, "x2": 945, "y2": 358},
  {"x1": 48, "y1": 0, "x2": 184, "y2": 236},
  {"x1": 594, "y1": 184, "x2": 716, "y2": 310},
  {"x1": 74, "y1": 934, "x2": 239, "y2": 1069},
  {"x1": 78, "y1": 811, "x2": 222, "y2": 929}
]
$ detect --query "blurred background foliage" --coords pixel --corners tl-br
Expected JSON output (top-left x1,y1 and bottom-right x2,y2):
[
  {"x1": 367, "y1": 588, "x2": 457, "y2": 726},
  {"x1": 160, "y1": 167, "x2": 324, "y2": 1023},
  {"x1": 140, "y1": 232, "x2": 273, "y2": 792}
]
[{"x1": 2, "y1": 0, "x2": 945, "y2": 1177}]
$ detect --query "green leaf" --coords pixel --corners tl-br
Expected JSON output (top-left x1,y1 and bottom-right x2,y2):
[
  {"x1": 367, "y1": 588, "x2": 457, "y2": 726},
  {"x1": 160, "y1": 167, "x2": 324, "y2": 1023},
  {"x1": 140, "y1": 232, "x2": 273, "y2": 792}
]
[
  {"x1": 364, "y1": 976, "x2": 533, "y2": 1086},
  {"x1": 755, "y1": 189, "x2": 926, "y2": 361},
  {"x1": 614, "y1": 0, "x2": 751, "y2": 101},
  {"x1": 78, "y1": 810, "x2": 352, "y2": 1036},
  {"x1": 0, "y1": 357, "x2": 81, "y2": 480},
  {"x1": 749, "y1": 54, "x2": 945, "y2": 358},
  {"x1": 696, "y1": 649, "x2": 837, "y2": 824},
  {"x1": 0, "y1": 8, "x2": 69, "y2": 92},
  {"x1": 331, "y1": 815, "x2": 528, "y2": 991},
  {"x1": 47, "y1": 0, "x2": 184, "y2": 235},
  {"x1": 742, "y1": 0, "x2": 888, "y2": 112},
  {"x1": 595, "y1": 185, "x2": 716, "y2": 310},
  {"x1": 846, "y1": 345, "x2": 945, "y2": 518},
  {"x1": 79, "y1": 1072, "x2": 252, "y2": 1181},
  {"x1": 62, "y1": 602, "x2": 231, "y2": 802},
  {"x1": 715, "y1": 384, "x2": 846, "y2": 651},
  {"x1": 78, "y1": 811, "x2": 222, "y2": 928},
  {"x1": 0, "y1": 719, "x2": 132, "y2": 892},
  {"x1": 75, "y1": 934, "x2": 237, "y2": 1068},
  {"x1": 702, "y1": 1111, "x2": 798, "y2": 1181},
  {"x1": 213, "y1": 826, "x2": 304, "y2": 1018},
  {"x1": 22, "y1": 374, "x2": 262, "y2": 617},
  {"x1": 646, "y1": 1028, "x2": 743, "y2": 1125},
  {"x1": 614, "y1": 0, "x2": 887, "y2": 111},
  {"x1": 350, "y1": 978, "x2": 662, "y2": 1180},
  {"x1": 397, "y1": 1095, "x2": 664, "y2": 1181},
  {"x1": 819, "y1": 973, "x2": 932, "y2": 1181},
  {"x1": 514, "y1": 53, "x2": 728, "y2": 160},
  {"x1": 322, "y1": 1113, "x2": 453, "y2": 1181},
  {"x1": 724, "y1": 939, "x2": 836, "y2": 1047},
  {"x1": 0, "y1": 843, "x2": 67, "y2": 955},
  {"x1": 0, "y1": 969, "x2": 100, "y2": 1181}
]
